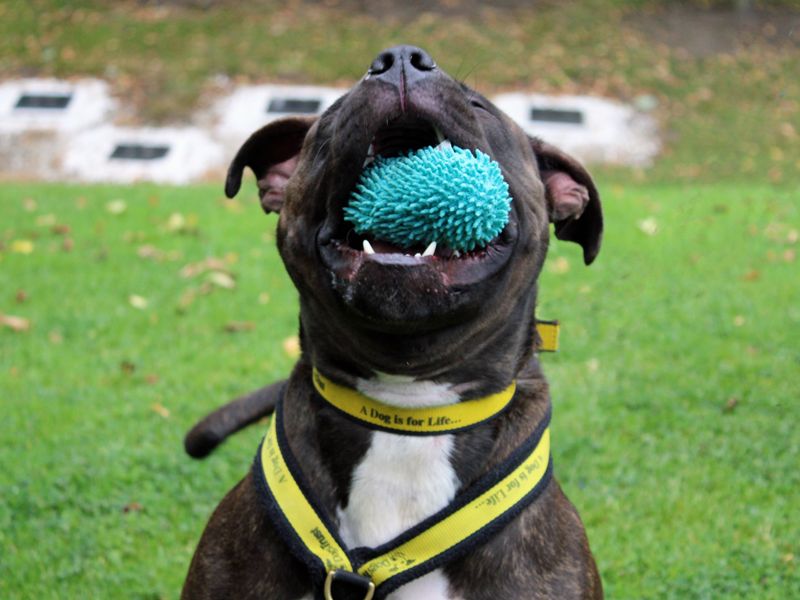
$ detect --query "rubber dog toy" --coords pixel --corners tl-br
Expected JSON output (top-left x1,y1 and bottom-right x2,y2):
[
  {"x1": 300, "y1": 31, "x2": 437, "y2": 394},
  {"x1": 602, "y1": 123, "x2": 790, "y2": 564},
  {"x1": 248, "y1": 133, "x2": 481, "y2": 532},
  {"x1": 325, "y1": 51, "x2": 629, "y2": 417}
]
[{"x1": 344, "y1": 145, "x2": 511, "y2": 252}]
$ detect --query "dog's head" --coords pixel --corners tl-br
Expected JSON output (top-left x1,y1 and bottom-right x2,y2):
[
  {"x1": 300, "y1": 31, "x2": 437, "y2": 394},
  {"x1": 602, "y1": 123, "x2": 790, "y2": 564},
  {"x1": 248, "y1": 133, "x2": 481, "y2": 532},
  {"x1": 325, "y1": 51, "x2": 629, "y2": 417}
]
[{"x1": 225, "y1": 46, "x2": 602, "y2": 380}]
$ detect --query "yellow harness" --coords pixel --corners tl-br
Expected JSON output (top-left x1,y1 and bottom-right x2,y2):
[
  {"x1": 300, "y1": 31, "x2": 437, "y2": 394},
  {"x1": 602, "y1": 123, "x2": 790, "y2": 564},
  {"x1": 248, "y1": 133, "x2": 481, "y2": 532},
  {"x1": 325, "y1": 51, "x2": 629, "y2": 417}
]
[{"x1": 254, "y1": 374, "x2": 553, "y2": 600}]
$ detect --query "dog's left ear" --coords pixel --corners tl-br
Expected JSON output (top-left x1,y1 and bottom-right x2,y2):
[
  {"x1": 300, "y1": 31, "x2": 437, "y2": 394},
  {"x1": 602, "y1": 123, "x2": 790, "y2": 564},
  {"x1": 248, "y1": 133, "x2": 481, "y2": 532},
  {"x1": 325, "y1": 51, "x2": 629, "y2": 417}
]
[
  {"x1": 530, "y1": 137, "x2": 603, "y2": 265},
  {"x1": 225, "y1": 116, "x2": 316, "y2": 214}
]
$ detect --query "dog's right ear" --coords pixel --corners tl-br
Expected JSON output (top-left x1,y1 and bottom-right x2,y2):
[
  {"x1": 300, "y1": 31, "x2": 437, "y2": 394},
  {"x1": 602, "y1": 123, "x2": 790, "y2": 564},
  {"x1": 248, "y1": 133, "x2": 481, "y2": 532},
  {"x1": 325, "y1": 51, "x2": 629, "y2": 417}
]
[{"x1": 225, "y1": 116, "x2": 316, "y2": 214}]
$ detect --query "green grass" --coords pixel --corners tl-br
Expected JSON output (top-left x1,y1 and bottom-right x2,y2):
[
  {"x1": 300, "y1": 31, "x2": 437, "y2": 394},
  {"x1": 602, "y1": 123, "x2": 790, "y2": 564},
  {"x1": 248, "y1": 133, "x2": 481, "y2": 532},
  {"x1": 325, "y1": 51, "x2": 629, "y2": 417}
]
[{"x1": 1, "y1": 180, "x2": 798, "y2": 598}]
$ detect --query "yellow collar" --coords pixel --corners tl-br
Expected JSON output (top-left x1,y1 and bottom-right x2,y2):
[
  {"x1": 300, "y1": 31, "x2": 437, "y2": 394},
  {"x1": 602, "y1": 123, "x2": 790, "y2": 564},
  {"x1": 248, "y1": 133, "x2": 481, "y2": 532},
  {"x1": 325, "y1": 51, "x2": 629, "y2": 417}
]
[{"x1": 312, "y1": 368, "x2": 516, "y2": 435}]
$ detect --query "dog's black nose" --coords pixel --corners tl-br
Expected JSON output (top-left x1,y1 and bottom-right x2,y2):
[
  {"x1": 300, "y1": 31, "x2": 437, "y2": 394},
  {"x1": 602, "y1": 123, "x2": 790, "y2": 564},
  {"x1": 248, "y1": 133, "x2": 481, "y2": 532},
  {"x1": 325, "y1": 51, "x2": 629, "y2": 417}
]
[{"x1": 368, "y1": 45, "x2": 437, "y2": 88}]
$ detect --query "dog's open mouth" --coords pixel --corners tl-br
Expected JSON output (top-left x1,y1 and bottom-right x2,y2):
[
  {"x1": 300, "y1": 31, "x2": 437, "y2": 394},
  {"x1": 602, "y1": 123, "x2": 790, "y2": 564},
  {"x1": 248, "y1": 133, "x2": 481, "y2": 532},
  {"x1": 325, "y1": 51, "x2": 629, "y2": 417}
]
[{"x1": 318, "y1": 116, "x2": 517, "y2": 288}]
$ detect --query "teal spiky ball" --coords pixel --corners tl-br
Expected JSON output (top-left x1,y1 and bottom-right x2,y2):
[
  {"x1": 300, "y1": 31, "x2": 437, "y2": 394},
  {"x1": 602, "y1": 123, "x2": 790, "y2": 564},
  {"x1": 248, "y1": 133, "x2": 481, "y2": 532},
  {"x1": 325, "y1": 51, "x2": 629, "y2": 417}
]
[{"x1": 343, "y1": 145, "x2": 511, "y2": 252}]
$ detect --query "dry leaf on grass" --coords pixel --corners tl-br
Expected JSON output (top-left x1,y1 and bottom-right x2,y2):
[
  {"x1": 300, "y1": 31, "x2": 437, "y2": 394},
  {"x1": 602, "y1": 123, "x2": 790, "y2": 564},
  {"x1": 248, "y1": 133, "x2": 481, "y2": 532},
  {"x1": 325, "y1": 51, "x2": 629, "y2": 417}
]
[
  {"x1": 122, "y1": 502, "x2": 143, "y2": 513},
  {"x1": 225, "y1": 321, "x2": 256, "y2": 333},
  {"x1": 1, "y1": 314, "x2": 31, "y2": 332},
  {"x1": 638, "y1": 217, "x2": 659, "y2": 236},
  {"x1": 35, "y1": 213, "x2": 57, "y2": 227},
  {"x1": 11, "y1": 240, "x2": 34, "y2": 254},
  {"x1": 283, "y1": 335, "x2": 301, "y2": 358},
  {"x1": 180, "y1": 257, "x2": 230, "y2": 278},
  {"x1": 151, "y1": 403, "x2": 170, "y2": 418},
  {"x1": 129, "y1": 295, "x2": 149, "y2": 309},
  {"x1": 206, "y1": 271, "x2": 236, "y2": 289},
  {"x1": 106, "y1": 199, "x2": 127, "y2": 215},
  {"x1": 548, "y1": 256, "x2": 570, "y2": 274}
]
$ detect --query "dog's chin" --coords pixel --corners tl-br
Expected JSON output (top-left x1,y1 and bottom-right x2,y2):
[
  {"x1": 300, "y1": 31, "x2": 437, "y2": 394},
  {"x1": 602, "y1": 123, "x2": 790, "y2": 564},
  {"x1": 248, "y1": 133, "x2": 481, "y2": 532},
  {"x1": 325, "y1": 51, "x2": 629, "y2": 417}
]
[{"x1": 316, "y1": 209, "x2": 518, "y2": 333}]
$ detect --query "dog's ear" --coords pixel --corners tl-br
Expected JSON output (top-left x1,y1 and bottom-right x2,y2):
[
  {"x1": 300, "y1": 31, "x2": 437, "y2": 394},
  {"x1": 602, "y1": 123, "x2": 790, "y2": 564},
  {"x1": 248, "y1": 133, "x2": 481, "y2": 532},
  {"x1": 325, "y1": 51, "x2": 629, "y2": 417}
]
[
  {"x1": 225, "y1": 116, "x2": 316, "y2": 213},
  {"x1": 530, "y1": 137, "x2": 603, "y2": 265}
]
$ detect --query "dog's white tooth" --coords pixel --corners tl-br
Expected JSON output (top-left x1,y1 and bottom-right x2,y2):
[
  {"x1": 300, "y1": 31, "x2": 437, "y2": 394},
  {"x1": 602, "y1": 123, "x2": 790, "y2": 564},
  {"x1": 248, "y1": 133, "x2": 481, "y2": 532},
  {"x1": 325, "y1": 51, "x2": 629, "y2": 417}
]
[
  {"x1": 363, "y1": 240, "x2": 375, "y2": 255},
  {"x1": 362, "y1": 155, "x2": 374, "y2": 169},
  {"x1": 434, "y1": 126, "x2": 446, "y2": 143},
  {"x1": 435, "y1": 139, "x2": 453, "y2": 152},
  {"x1": 454, "y1": 250, "x2": 461, "y2": 258},
  {"x1": 422, "y1": 241, "x2": 437, "y2": 257}
]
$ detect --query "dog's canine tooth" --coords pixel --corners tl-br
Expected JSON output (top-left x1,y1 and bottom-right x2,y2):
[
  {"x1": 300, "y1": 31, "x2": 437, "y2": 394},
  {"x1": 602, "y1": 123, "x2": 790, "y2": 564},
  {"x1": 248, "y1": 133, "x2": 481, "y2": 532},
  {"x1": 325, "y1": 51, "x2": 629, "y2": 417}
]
[
  {"x1": 434, "y1": 139, "x2": 453, "y2": 152},
  {"x1": 362, "y1": 155, "x2": 375, "y2": 169},
  {"x1": 363, "y1": 240, "x2": 376, "y2": 255},
  {"x1": 422, "y1": 241, "x2": 437, "y2": 257}
]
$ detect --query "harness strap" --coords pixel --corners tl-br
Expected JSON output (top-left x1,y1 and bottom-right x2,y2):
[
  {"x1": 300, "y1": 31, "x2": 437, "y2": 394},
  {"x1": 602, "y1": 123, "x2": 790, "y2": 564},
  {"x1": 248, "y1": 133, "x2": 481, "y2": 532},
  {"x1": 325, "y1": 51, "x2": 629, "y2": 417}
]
[{"x1": 253, "y1": 394, "x2": 553, "y2": 600}]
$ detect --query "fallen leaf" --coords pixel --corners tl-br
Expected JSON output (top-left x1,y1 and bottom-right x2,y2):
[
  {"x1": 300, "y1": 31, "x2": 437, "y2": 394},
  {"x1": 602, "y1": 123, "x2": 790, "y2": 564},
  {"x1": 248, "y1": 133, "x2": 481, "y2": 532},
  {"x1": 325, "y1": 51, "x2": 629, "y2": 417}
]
[
  {"x1": 586, "y1": 358, "x2": 600, "y2": 373},
  {"x1": 120, "y1": 361, "x2": 136, "y2": 374},
  {"x1": 733, "y1": 315, "x2": 746, "y2": 327},
  {"x1": 48, "y1": 330, "x2": 63, "y2": 344},
  {"x1": 35, "y1": 213, "x2": 57, "y2": 227},
  {"x1": 638, "y1": 217, "x2": 659, "y2": 236},
  {"x1": 723, "y1": 396, "x2": 739, "y2": 414},
  {"x1": 23, "y1": 197, "x2": 37, "y2": 212},
  {"x1": 784, "y1": 249, "x2": 796, "y2": 263},
  {"x1": 742, "y1": 269, "x2": 760, "y2": 282},
  {"x1": 283, "y1": 335, "x2": 301, "y2": 359},
  {"x1": 15, "y1": 290, "x2": 27, "y2": 303},
  {"x1": 225, "y1": 321, "x2": 256, "y2": 333},
  {"x1": 145, "y1": 373, "x2": 159, "y2": 385},
  {"x1": 137, "y1": 245, "x2": 164, "y2": 261},
  {"x1": 151, "y1": 402, "x2": 170, "y2": 418},
  {"x1": 122, "y1": 502, "x2": 143, "y2": 513},
  {"x1": 129, "y1": 295, "x2": 149, "y2": 309},
  {"x1": 787, "y1": 229, "x2": 798, "y2": 245},
  {"x1": 106, "y1": 199, "x2": 127, "y2": 215},
  {"x1": 51, "y1": 224, "x2": 71, "y2": 236},
  {"x1": 62, "y1": 238, "x2": 74, "y2": 252},
  {"x1": 258, "y1": 292, "x2": 271, "y2": 305},
  {"x1": 176, "y1": 287, "x2": 199, "y2": 312},
  {"x1": 1, "y1": 314, "x2": 30, "y2": 332},
  {"x1": 207, "y1": 271, "x2": 236, "y2": 289},
  {"x1": 548, "y1": 256, "x2": 570, "y2": 274},
  {"x1": 11, "y1": 240, "x2": 34, "y2": 254},
  {"x1": 180, "y1": 257, "x2": 230, "y2": 278},
  {"x1": 166, "y1": 212, "x2": 186, "y2": 232},
  {"x1": 780, "y1": 122, "x2": 797, "y2": 139}
]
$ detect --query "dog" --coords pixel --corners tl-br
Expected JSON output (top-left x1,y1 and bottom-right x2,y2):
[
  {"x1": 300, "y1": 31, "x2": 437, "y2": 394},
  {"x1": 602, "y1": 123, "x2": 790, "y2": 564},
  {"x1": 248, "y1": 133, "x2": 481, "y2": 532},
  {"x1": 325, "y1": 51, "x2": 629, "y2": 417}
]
[{"x1": 182, "y1": 45, "x2": 603, "y2": 600}]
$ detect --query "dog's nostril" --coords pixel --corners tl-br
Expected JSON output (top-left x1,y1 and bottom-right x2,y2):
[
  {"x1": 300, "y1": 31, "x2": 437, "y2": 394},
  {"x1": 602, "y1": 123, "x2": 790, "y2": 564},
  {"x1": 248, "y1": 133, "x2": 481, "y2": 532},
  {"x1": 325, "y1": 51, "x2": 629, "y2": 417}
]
[
  {"x1": 369, "y1": 53, "x2": 394, "y2": 76},
  {"x1": 409, "y1": 51, "x2": 436, "y2": 72}
]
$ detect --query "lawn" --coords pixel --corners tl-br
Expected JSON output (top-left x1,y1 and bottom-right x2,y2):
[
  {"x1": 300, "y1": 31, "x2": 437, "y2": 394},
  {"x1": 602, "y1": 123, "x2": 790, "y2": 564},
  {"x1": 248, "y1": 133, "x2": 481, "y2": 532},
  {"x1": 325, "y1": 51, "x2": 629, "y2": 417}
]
[{"x1": 1, "y1": 178, "x2": 797, "y2": 598}]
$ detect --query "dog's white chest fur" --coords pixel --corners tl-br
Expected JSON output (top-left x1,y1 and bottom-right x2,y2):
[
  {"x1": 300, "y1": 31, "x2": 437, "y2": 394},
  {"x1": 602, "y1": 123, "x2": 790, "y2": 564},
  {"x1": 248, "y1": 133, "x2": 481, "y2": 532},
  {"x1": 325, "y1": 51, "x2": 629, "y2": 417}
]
[{"x1": 335, "y1": 374, "x2": 463, "y2": 600}]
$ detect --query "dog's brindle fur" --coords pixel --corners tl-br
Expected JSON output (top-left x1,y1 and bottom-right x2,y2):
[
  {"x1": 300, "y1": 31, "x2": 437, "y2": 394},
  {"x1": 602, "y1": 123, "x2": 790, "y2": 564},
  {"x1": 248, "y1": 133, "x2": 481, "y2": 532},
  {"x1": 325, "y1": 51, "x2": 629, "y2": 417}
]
[{"x1": 182, "y1": 46, "x2": 603, "y2": 599}]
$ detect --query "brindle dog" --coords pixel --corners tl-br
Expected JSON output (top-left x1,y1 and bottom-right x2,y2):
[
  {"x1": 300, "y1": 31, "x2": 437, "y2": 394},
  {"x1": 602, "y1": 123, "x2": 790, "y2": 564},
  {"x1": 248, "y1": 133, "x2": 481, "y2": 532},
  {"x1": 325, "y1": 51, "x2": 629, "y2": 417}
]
[{"x1": 182, "y1": 45, "x2": 603, "y2": 600}]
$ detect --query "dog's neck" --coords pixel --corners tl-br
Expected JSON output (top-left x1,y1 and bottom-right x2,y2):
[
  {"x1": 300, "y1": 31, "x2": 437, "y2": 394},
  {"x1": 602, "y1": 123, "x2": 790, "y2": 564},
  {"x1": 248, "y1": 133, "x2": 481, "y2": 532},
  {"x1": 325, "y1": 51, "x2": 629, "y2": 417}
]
[{"x1": 297, "y1": 280, "x2": 541, "y2": 396}]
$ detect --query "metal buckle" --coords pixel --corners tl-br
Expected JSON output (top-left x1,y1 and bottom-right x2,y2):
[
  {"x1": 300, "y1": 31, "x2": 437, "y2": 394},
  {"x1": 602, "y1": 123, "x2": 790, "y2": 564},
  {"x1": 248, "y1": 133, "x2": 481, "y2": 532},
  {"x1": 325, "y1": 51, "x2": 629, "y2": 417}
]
[{"x1": 324, "y1": 569, "x2": 376, "y2": 600}]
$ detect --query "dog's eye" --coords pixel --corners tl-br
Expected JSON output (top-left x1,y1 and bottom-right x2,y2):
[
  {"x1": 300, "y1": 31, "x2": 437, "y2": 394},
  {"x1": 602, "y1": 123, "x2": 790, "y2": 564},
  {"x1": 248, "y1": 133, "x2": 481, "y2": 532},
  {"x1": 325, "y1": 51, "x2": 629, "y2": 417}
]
[{"x1": 470, "y1": 100, "x2": 488, "y2": 111}]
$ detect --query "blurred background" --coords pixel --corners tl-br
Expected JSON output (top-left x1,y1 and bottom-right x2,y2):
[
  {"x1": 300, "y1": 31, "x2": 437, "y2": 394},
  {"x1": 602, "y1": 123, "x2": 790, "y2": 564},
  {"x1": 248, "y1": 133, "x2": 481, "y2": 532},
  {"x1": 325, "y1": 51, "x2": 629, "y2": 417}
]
[{"x1": 1, "y1": 1, "x2": 798, "y2": 598}]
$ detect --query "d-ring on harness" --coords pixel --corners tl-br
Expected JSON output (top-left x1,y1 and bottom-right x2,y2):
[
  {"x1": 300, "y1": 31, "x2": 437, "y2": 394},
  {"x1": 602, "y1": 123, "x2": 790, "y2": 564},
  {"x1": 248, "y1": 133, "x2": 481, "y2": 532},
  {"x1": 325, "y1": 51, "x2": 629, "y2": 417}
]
[{"x1": 253, "y1": 372, "x2": 553, "y2": 600}]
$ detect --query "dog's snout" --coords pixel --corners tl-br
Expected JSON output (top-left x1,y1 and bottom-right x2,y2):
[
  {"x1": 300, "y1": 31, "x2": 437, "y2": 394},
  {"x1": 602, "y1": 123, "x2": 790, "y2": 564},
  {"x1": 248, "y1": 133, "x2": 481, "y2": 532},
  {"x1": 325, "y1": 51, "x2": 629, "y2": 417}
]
[{"x1": 367, "y1": 45, "x2": 437, "y2": 88}]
